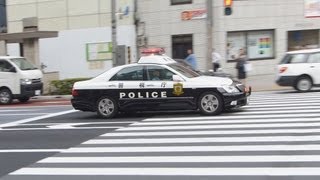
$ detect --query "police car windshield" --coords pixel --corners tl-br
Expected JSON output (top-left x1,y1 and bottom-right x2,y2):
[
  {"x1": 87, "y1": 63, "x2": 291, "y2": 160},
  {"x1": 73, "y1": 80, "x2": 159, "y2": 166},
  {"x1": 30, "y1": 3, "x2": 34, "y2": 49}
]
[
  {"x1": 10, "y1": 58, "x2": 38, "y2": 70},
  {"x1": 168, "y1": 63, "x2": 200, "y2": 78}
]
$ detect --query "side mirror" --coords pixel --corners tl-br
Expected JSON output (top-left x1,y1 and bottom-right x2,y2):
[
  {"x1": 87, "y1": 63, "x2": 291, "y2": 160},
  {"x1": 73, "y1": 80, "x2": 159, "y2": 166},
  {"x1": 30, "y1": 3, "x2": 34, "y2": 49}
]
[
  {"x1": 172, "y1": 75, "x2": 184, "y2": 82},
  {"x1": 9, "y1": 67, "x2": 17, "y2": 73}
]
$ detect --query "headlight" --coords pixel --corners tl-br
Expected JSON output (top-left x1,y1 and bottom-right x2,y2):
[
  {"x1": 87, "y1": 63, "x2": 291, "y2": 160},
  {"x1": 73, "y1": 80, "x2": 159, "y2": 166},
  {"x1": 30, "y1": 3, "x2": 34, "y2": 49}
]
[
  {"x1": 20, "y1": 78, "x2": 32, "y2": 85},
  {"x1": 222, "y1": 85, "x2": 240, "y2": 93}
]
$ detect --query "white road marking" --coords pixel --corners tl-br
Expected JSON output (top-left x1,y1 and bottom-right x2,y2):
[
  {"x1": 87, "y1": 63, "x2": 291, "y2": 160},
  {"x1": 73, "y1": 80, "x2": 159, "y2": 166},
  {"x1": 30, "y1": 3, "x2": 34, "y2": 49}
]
[
  {"x1": 102, "y1": 128, "x2": 320, "y2": 137},
  {"x1": 0, "y1": 149, "x2": 64, "y2": 153},
  {"x1": 118, "y1": 122, "x2": 320, "y2": 131},
  {"x1": 245, "y1": 102, "x2": 320, "y2": 108},
  {"x1": 143, "y1": 114, "x2": 320, "y2": 121},
  {"x1": 11, "y1": 167, "x2": 320, "y2": 176},
  {"x1": 0, "y1": 127, "x2": 124, "y2": 131},
  {"x1": 38, "y1": 155, "x2": 320, "y2": 163},
  {"x1": 63, "y1": 145, "x2": 320, "y2": 153},
  {"x1": 0, "y1": 113, "x2": 48, "y2": 116},
  {"x1": 0, "y1": 109, "x2": 77, "y2": 128},
  {"x1": 131, "y1": 118, "x2": 320, "y2": 126},
  {"x1": 83, "y1": 135, "x2": 320, "y2": 144}
]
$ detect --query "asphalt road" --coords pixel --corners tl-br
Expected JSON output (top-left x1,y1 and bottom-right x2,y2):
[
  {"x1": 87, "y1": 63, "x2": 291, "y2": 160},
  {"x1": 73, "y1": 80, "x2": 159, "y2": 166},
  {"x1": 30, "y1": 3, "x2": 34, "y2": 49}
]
[{"x1": 1, "y1": 90, "x2": 320, "y2": 180}]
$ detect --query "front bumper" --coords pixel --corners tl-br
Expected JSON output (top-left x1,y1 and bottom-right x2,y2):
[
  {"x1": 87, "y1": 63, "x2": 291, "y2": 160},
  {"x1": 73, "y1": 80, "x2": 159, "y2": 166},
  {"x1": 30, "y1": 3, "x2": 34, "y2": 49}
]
[
  {"x1": 276, "y1": 76, "x2": 297, "y2": 86},
  {"x1": 222, "y1": 86, "x2": 251, "y2": 108},
  {"x1": 14, "y1": 82, "x2": 43, "y2": 98}
]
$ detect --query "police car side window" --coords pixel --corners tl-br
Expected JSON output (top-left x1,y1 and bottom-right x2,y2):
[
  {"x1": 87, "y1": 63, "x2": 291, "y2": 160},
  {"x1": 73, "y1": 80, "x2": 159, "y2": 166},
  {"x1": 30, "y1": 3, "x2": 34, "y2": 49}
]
[
  {"x1": 308, "y1": 53, "x2": 320, "y2": 63},
  {"x1": 146, "y1": 66, "x2": 175, "y2": 81},
  {"x1": 110, "y1": 66, "x2": 143, "y2": 81}
]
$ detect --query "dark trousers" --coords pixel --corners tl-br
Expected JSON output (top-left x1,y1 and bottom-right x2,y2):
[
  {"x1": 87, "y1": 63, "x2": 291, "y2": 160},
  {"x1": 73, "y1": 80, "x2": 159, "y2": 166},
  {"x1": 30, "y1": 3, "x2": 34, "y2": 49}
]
[{"x1": 213, "y1": 63, "x2": 220, "y2": 72}]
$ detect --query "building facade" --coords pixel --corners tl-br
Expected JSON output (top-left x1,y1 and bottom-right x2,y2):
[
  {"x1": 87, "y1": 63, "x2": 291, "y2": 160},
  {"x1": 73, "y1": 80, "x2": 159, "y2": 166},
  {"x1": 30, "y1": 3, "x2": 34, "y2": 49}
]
[
  {"x1": 138, "y1": 0, "x2": 320, "y2": 80},
  {"x1": 3, "y1": 0, "x2": 136, "y2": 79},
  {"x1": 1, "y1": 0, "x2": 320, "y2": 81}
]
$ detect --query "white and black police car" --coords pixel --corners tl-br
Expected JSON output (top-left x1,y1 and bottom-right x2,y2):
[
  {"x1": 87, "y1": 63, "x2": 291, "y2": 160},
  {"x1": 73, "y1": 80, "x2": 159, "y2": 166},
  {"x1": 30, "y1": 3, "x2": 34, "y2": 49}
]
[{"x1": 71, "y1": 48, "x2": 251, "y2": 118}]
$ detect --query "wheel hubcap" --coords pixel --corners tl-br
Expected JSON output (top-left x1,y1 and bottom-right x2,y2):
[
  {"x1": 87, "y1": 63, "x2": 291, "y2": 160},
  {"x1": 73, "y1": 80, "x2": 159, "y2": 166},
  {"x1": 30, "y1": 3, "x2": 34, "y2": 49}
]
[
  {"x1": 98, "y1": 98, "x2": 114, "y2": 116},
  {"x1": 298, "y1": 79, "x2": 311, "y2": 91},
  {"x1": 201, "y1": 94, "x2": 219, "y2": 113},
  {"x1": 0, "y1": 91, "x2": 10, "y2": 103}
]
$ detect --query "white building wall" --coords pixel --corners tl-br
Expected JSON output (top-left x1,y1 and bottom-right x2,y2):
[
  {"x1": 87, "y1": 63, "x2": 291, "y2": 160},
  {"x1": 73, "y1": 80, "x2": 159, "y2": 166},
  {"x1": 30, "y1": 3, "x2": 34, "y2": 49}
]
[
  {"x1": 137, "y1": 0, "x2": 208, "y2": 70},
  {"x1": 6, "y1": 0, "x2": 136, "y2": 79}
]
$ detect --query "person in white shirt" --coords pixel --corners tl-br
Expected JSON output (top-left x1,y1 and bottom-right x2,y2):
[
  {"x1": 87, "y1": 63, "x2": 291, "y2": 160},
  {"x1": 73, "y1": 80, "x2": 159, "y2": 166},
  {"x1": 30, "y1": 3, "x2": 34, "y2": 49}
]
[{"x1": 212, "y1": 49, "x2": 222, "y2": 72}]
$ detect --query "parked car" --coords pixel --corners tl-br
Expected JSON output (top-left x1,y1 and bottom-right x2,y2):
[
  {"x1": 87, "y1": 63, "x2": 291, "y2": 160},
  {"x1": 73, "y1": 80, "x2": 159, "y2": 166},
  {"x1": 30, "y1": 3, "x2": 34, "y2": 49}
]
[
  {"x1": 276, "y1": 48, "x2": 320, "y2": 92},
  {"x1": 0, "y1": 56, "x2": 43, "y2": 104}
]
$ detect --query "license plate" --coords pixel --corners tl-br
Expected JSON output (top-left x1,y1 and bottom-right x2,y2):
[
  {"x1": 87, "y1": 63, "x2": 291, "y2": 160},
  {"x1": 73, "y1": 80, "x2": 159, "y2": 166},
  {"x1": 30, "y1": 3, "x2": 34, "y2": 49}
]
[{"x1": 35, "y1": 90, "x2": 41, "y2": 96}]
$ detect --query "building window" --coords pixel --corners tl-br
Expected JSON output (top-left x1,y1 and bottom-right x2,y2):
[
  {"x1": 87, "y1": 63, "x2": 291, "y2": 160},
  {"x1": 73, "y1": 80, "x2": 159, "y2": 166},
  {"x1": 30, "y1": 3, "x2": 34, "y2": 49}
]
[
  {"x1": 171, "y1": 0, "x2": 192, "y2": 5},
  {"x1": 0, "y1": 0, "x2": 6, "y2": 33},
  {"x1": 288, "y1": 30, "x2": 319, "y2": 51},
  {"x1": 172, "y1": 34, "x2": 193, "y2": 59},
  {"x1": 227, "y1": 30, "x2": 275, "y2": 61}
]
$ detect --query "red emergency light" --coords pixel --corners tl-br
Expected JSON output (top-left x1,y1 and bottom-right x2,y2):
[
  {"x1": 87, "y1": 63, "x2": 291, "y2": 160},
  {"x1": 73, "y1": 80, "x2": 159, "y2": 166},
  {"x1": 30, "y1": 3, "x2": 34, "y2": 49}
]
[{"x1": 141, "y1": 48, "x2": 165, "y2": 56}]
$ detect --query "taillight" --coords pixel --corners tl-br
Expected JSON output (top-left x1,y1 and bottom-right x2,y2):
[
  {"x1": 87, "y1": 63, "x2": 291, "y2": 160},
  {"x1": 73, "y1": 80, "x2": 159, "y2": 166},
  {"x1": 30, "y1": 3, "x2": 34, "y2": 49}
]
[
  {"x1": 279, "y1": 67, "x2": 288, "y2": 73},
  {"x1": 72, "y1": 88, "x2": 79, "y2": 96}
]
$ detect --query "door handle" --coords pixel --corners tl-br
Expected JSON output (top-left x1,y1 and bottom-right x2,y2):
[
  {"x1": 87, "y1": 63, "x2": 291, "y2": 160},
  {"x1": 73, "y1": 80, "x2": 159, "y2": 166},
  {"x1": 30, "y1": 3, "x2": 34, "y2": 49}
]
[
  {"x1": 146, "y1": 84, "x2": 155, "y2": 87},
  {"x1": 108, "y1": 84, "x2": 117, "y2": 87},
  {"x1": 310, "y1": 66, "x2": 315, "y2": 68}
]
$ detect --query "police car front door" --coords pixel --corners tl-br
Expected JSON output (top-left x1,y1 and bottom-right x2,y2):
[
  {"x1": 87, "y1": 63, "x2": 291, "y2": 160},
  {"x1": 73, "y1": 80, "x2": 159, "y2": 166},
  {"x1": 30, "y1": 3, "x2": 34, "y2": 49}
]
[{"x1": 145, "y1": 65, "x2": 193, "y2": 110}]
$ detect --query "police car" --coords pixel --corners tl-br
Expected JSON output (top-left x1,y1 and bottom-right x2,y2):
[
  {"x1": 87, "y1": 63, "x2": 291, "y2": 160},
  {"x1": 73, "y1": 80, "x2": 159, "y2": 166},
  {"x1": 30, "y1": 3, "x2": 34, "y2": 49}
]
[{"x1": 71, "y1": 49, "x2": 251, "y2": 118}]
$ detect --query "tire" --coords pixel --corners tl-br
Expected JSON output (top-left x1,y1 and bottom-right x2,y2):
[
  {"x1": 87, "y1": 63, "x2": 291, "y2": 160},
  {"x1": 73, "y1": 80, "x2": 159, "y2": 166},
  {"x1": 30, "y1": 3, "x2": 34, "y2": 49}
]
[
  {"x1": 0, "y1": 89, "x2": 13, "y2": 105},
  {"x1": 96, "y1": 96, "x2": 118, "y2": 118},
  {"x1": 295, "y1": 76, "x2": 312, "y2": 92},
  {"x1": 18, "y1": 97, "x2": 30, "y2": 103},
  {"x1": 198, "y1": 91, "x2": 223, "y2": 116}
]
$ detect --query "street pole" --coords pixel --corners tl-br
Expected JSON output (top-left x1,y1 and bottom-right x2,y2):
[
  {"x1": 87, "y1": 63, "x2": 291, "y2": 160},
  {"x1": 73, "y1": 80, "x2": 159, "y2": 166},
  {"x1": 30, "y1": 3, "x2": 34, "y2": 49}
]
[
  {"x1": 111, "y1": 0, "x2": 117, "y2": 66},
  {"x1": 206, "y1": 0, "x2": 213, "y2": 71}
]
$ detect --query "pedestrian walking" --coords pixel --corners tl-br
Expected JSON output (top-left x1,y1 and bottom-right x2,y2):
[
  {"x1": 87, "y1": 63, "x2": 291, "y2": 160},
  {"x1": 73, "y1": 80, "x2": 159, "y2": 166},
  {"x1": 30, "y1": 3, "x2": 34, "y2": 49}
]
[
  {"x1": 235, "y1": 48, "x2": 248, "y2": 85},
  {"x1": 185, "y1": 49, "x2": 197, "y2": 70},
  {"x1": 212, "y1": 49, "x2": 222, "y2": 72}
]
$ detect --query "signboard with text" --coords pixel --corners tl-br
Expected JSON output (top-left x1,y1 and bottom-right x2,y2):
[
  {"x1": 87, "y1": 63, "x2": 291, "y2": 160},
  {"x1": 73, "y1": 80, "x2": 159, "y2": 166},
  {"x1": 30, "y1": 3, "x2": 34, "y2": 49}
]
[
  {"x1": 181, "y1": 9, "x2": 207, "y2": 20},
  {"x1": 305, "y1": 0, "x2": 320, "y2": 17}
]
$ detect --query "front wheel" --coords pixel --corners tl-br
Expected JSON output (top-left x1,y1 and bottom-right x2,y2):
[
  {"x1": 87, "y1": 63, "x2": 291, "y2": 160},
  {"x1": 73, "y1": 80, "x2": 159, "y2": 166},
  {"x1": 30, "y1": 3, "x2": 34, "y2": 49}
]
[
  {"x1": 198, "y1": 91, "x2": 223, "y2": 116},
  {"x1": 0, "y1": 89, "x2": 13, "y2": 105},
  {"x1": 295, "y1": 76, "x2": 312, "y2": 92},
  {"x1": 96, "y1": 96, "x2": 118, "y2": 118}
]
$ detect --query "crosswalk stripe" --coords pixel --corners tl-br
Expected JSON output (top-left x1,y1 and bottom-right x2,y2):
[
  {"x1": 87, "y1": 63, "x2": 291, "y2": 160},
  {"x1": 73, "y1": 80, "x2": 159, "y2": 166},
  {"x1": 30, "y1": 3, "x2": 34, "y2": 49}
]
[
  {"x1": 142, "y1": 114, "x2": 320, "y2": 121},
  {"x1": 117, "y1": 122, "x2": 320, "y2": 131},
  {"x1": 245, "y1": 102, "x2": 320, "y2": 108},
  {"x1": 101, "y1": 128, "x2": 320, "y2": 137},
  {"x1": 83, "y1": 135, "x2": 320, "y2": 144},
  {"x1": 11, "y1": 167, "x2": 320, "y2": 176},
  {"x1": 37, "y1": 155, "x2": 320, "y2": 163},
  {"x1": 130, "y1": 118, "x2": 320, "y2": 126},
  {"x1": 7, "y1": 91, "x2": 320, "y2": 178},
  {"x1": 63, "y1": 145, "x2": 320, "y2": 153}
]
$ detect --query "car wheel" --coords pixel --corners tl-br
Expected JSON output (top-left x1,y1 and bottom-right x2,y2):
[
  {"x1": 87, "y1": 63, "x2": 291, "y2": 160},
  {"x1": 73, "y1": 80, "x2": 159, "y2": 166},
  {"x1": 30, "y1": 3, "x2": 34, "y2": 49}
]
[
  {"x1": 198, "y1": 91, "x2": 223, "y2": 115},
  {"x1": 96, "y1": 96, "x2": 118, "y2": 118},
  {"x1": 295, "y1": 76, "x2": 312, "y2": 92},
  {"x1": 0, "y1": 89, "x2": 13, "y2": 105},
  {"x1": 18, "y1": 97, "x2": 30, "y2": 103}
]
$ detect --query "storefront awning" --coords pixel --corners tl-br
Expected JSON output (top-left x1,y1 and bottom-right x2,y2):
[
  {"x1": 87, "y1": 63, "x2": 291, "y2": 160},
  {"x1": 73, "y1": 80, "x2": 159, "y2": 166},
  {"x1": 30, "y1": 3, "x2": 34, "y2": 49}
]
[{"x1": 0, "y1": 31, "x2": 58, "y2": 43}]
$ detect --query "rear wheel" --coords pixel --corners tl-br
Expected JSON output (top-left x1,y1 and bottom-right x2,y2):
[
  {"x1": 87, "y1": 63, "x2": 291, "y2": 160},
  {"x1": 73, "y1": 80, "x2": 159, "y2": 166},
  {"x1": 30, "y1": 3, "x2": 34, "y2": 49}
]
[
  {"x1": 18, "y1": 97, "x2": 30, "y2": 103},
  {"x1": 295, "y1": 76, "x2": 312, "y2": 92},
  {"x1": 96, "y1": 96, "x2": 118, "y2": 118},
  {"x1": 0, "y1": 89, "x2": 13, "y2": 105},
  {"x1": 198, "y1": 91, "x2": 223, "y2": 115}
]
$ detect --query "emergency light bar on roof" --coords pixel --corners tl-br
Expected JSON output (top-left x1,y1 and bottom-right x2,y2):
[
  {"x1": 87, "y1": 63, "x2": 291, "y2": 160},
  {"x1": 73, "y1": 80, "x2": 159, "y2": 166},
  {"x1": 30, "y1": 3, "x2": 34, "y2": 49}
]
[
  {"x1": 141, "y1": 48, "x2": 165, "y2": 56},
  {"x1": 138, "y1": 55, "x2": 177, "y2": 65}
]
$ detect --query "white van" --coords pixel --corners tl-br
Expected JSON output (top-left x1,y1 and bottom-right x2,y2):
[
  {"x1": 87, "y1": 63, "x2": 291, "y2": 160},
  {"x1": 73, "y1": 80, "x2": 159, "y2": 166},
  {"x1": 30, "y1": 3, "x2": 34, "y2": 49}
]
[
  {"x1": 0, "y1": 56, "x2": 43, "y2": 104},
  {"x1": 276, "y1": 49, "x2": 320, "y2": 92}
]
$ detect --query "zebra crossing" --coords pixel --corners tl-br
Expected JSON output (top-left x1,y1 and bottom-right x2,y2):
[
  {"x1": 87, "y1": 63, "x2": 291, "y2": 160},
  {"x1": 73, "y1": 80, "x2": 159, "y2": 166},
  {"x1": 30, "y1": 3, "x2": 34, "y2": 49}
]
[{"x1": 4, "y1": 91, "x2": 320, "y2": 180}]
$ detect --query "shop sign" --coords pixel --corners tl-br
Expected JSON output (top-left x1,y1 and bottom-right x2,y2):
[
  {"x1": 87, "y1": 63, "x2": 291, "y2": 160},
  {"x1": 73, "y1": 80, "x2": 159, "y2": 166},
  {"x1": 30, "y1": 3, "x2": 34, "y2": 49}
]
[
  {"x1": 305, "y1": 0, "x2": 320, "y2": 18},
  {"x1": 181, "y1": 9, "x2": 207, "y2": 20}
]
